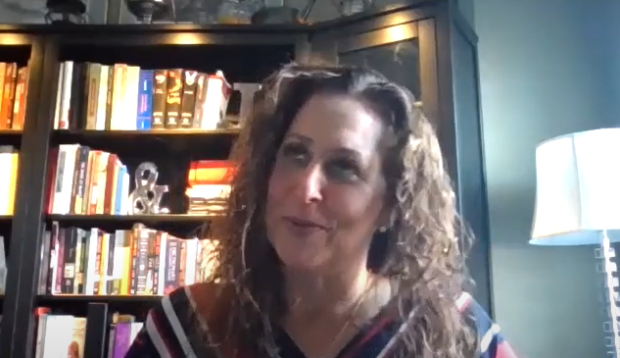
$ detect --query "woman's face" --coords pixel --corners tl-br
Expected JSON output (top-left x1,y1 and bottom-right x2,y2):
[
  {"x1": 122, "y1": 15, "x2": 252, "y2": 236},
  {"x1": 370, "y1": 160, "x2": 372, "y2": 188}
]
[{"x1": 265, "y1": 94, "x2": 387, "y2": 274}]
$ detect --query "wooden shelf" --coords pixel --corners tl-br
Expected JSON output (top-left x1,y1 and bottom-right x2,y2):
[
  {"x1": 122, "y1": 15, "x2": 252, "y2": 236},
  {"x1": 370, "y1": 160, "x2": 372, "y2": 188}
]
[
  {"x1": 37, "y1": 295, "x2": 159, "y2": 318},
  {"x1": 47, "y1": 214, "x2": 219, "y2": 237},
  {"x1": 38, "y1": 295, "x2": 162, "y2": 303},
  {"x1": 53, "y1": 128, "x2": 239, "y2": 137},
  {"x1": 52, "y1": 128, "x2": 239, "y2": 158},
  {"x1": 0, "y1": 130, "x2": 21, "y2": 147},
  {"x1": 0, "y1": 216, "x2": 12, "y2": 230}
]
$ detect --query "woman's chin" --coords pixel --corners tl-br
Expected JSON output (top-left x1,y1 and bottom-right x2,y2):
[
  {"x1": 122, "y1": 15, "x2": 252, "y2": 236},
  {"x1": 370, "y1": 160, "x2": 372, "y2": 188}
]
[
  {"x1": 282, "y1": 259, "x2": 323, "y2": 272},
  {"x1": 277, "y1": 249, "x2": 328, "y2": 272}
]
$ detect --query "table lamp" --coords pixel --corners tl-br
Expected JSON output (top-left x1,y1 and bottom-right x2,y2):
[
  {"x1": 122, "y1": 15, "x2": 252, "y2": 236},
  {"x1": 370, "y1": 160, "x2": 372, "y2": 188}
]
[{"x1": 531, "y1": 127, "x2": 620, "y2": 357}]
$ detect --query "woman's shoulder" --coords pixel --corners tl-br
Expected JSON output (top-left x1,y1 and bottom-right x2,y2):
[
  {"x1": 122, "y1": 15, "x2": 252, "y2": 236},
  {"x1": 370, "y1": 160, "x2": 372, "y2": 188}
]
[
  {"x1": 142, "y1": 283, "x2": 232, "y2": 357},
  {"x1": 456, "y1": 293, "x2": 496, "y2": 341},
  {"x1": 164, "y1": 282, "x2": 223, "y2": 311},
  {"x1": 456, "y1": 292, "x2": 518, "y2": 358},
  {"x1": 153, "y1": 282, "x2": 232, "y2": 328}
]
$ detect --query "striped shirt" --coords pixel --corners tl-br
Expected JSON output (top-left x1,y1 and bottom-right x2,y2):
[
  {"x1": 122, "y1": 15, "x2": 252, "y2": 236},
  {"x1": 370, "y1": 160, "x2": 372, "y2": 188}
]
[{"x1": 124, "y1": 284, "x2": 518, "y2": 358}]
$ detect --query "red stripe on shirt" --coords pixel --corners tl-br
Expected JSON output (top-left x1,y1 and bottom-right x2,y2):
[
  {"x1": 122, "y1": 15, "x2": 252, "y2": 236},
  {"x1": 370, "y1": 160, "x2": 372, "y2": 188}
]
[{"x1": 495, "y1": 341, "x2": 519, "y2": 358}]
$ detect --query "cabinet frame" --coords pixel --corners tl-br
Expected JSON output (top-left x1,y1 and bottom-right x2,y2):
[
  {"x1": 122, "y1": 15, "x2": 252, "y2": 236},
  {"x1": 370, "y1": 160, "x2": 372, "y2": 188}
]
[{"x1": 0, "y1": 34, "x2": 52, "y2": 358}]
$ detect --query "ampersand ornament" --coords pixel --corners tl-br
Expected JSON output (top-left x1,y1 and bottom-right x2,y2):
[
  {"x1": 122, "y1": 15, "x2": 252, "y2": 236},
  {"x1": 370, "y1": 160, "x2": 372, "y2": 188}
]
[{"x1": 128, "y1": 162, "x2": 170, "y2": 215}]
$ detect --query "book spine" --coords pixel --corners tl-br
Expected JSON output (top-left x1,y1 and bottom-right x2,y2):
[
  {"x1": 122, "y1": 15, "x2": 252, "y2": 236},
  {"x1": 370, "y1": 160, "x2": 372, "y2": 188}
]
[
  {"x1": 151, "y1": 69, "x2": 167, "y2": 129},
  {"x1": 136, "y1": 69, "x2": 154, "y2": 130},
  {"x1": 164, "y1": 68, "x2": 183, "y2": 128}
]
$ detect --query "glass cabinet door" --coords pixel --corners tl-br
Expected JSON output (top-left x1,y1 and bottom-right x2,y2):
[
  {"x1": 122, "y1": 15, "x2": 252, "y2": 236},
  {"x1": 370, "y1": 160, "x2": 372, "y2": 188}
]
[{"x1": 338, "y1": 23, "x2": 423, "y2": 106}]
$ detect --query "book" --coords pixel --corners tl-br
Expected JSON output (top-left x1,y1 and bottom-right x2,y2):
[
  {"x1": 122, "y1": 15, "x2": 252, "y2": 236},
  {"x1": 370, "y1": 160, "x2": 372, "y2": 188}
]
[{"x1": 53, "y1": 62, "x2": 233, "y2": 131}]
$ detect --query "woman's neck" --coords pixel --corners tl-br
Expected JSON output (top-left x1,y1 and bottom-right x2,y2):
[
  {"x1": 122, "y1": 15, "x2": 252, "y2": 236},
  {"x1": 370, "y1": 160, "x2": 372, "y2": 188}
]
[
  {"x1": 284, "y1": 263, "x2": 374, "y2": 319},
  {"x1": 281, "y1": 266, "x2": 393, "y2": 358}
]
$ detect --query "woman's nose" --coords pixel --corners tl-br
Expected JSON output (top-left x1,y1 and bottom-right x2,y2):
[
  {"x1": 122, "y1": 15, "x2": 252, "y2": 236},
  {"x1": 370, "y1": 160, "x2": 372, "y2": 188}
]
[{"x1": 293, "y1": 165, "x2": 324, "y2": 204}]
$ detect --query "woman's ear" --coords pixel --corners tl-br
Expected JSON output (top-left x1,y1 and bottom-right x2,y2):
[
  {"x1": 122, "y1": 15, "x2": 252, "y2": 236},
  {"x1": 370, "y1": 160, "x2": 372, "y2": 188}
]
[
  {"x1": 368, "y1": 215, "x2": 392, "y2": 272},
  {"x1": 376, "y1": 203, "x2": 393, "y2": 232}
]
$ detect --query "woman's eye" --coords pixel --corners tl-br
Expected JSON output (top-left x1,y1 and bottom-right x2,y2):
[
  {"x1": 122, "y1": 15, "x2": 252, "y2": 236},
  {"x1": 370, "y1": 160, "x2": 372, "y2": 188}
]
[
  {"x1": 280, "y1": 143, "x2": 310, "y2": 166},
  {"x1": 325, "y1": 158, "x2": 360, "y2": 181}
]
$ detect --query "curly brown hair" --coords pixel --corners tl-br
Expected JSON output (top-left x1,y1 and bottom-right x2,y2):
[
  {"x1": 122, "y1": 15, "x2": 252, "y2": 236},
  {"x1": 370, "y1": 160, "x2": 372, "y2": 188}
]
[{"x1": 205, "y1": 63, "x2": 476, "y2": 358}]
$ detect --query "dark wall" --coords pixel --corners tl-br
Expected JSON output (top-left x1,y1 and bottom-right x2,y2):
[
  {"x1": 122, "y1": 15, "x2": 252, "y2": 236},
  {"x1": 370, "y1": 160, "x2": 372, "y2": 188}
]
[{"x1": 475, "y1": 0, "x2": 620, "y2": 357}]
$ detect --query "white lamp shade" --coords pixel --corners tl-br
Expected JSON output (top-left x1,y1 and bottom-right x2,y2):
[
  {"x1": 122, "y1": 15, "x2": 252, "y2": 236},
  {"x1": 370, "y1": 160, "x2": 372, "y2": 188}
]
[{"x1": 531, "y1": 128, "x2": 620, "y2": 246}]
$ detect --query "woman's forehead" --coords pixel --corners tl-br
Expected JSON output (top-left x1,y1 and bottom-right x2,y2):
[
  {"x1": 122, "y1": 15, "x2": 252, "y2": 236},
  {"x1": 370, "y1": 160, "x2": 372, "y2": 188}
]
[{"x1": 287, "y1": 95, "x2": 384, "y2": 154}]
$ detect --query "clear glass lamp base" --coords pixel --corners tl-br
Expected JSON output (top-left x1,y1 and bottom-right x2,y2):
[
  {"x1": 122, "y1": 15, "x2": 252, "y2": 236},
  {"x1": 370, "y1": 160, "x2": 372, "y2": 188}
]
[{"x1": 596, "y1": 230, "x2": 620, "y2": 358}]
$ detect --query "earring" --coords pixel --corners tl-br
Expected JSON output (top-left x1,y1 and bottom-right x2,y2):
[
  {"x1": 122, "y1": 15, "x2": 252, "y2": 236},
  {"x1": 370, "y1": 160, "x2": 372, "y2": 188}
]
[{"x1": 378, "y1": 226, "x2": 387, "y2": 233}]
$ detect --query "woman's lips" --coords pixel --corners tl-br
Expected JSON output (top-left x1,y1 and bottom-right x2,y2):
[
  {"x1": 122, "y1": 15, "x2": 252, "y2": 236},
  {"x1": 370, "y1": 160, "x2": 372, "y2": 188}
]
[{"x1": 282, "y1": 216, "x2": 329, "y2": 237}]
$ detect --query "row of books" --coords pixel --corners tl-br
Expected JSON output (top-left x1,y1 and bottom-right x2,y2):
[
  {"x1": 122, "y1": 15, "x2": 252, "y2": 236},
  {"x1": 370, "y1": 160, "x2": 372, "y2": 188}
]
[
  {"x1": 47, "y1": 143, "x2": 238, "y2": 216},
  {"x1": 53, "y1": 61, "x2": 232, "y2": 132},
  {"x1": 186, "y1": 160, "x2": 234, "y2": 216},
  {"x1": 0, "y1": 145, "x2": 18, "y2": 216},
  {"x1": 38, "y1": 223, "x2": 219, "y2": 296},
  {"x1": 0, "y1": 62, "x2": 28, "y2": 131},
  {"x1": 47, "y1": 144, "x2": 130, "y2": 216},
  {"x1": 35, "y1": 308, "x2": 142, "y2": 358}
]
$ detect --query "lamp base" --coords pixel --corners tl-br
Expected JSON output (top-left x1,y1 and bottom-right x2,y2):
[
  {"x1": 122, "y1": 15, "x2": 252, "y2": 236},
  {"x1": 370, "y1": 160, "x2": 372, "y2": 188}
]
[{"x1": 595, "y1": 231, "x2": 620, "y2": 357}]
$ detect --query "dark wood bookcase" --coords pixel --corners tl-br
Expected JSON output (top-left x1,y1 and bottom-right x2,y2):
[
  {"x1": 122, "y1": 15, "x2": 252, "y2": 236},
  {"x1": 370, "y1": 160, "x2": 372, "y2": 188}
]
[{"x1": 0, "y1": 1, "x2": 491, "y2": 357}]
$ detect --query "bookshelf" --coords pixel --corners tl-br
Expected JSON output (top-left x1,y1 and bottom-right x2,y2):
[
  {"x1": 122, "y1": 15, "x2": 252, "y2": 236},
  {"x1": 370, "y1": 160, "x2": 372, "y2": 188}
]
[
  {"x1": 0, "y1": 130, "x2": 21, "y2": 147},
  {"x1": 46, "y1": 214, "x2": 219, "y2": 235},
  {"x1": 0, "y1": 33, "x2": 45, "y2": 358},
  {"x1": 0, "y1": 1, "x2": 490, "y2": 358}
]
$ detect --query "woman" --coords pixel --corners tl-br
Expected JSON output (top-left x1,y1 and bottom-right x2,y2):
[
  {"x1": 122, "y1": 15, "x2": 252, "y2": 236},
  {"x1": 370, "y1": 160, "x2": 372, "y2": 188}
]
[{"x1": 124, "y1": 64, "x2": 518, "y2": 358}]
